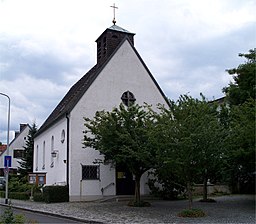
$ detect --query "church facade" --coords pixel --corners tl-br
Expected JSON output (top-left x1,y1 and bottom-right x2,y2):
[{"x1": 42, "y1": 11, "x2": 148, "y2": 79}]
[{"x1": 33, "y1": 24, "x2": 169, "y2": 201}]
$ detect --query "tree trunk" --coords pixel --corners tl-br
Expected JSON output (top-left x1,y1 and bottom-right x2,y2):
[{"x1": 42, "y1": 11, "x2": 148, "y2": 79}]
[
  {"x1": 203, "y1": 173, "x2": 208, "y2": 201},
  {"x1": 134, "y1": 175, "x2": 141, "y2": 204},
  {"x1": 187, "y1": 182, "x2": 193, "y2": 209}
]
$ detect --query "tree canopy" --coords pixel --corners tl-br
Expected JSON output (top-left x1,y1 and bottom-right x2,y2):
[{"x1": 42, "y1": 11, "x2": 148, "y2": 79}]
[
  {"x1": 83, "y1": 104, "x2": 157, "y2": 205},
  {"x1": 222, "y1": 49, "x2": 255, "y2": 193},
  {"x1": 223, "y1": 49, "x2": 256, "y2": 105},
  {"x1": 18, "y1": 123, "x2": 37, "y2": 177},
  {"x1": 224, "y1": 99, "x2": 255, "y2": 193},
  {"x1": 153, "y1": 95, "x2": 226, "y2": 207}
]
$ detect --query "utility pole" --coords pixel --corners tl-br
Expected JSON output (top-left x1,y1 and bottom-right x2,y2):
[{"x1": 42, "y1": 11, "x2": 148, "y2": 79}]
[{"x1": 0, "y1": 92, "x2": 10, "y2": 204}]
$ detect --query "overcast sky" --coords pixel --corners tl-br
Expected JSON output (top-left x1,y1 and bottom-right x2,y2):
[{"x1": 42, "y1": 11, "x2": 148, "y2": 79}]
[{"x1": 0, "y1": 0, "x2": 255, "y2": 143}]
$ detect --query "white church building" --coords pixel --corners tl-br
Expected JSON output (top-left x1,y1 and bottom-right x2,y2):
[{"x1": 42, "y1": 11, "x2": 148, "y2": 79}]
[{"x1": 33, "y1": 23, "x2": 169, "y2": 201}]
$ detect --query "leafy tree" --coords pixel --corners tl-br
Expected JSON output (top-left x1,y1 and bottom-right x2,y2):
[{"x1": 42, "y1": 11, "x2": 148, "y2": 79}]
[
  {"x1": 223, "y1": 49, "x2": 256, "y2": 105},
  {"x1": 83, "y1": 104, "x2": 157, "y2": 205},
  {"x1": 225, "y1": 99, "x2": 255, "y2": 193},
  {"x1": 18, "y1": 123, "x2": 37, "y2": 177},
  {"x1": 222, "y1": 49, "x2": 255, "y2": 193},
  {"x1": 155, "y1": 95, "x2": 226, "y2": 208}
]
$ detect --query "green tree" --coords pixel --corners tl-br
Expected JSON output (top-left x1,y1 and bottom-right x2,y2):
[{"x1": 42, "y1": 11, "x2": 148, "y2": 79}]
[
  {"x1": 225, "y1": 99, "x2": 255, "y2": 193},
  {"x1": 18, "y1": 123, "x2": 37, "y2": 177},
  {"x1": 222, "y1": 49, "x2": 255, "y2": 193},
  {"x1": 155, "y1": 95, "x2": 226, "y2": 208},
  {"x1": 223, "y1": 49, "x2": 256, "y2": 105},
  {"x1": 83, "y1": 104, "x2": 157, "y2": 206}
]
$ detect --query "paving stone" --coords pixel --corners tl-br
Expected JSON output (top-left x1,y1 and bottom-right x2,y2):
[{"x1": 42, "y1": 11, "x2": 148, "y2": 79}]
[{"x1": 0, "y1": 195, "x2": 255, "y2": 223}]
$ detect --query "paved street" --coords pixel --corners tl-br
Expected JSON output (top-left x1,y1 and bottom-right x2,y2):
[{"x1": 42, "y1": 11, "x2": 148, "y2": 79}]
[
  {"x1": 0, "y1": 194, "x2": 255, "y2": 223},
  {"x1": 0, "y1": 206, "x2": 83, "y2": 223}
]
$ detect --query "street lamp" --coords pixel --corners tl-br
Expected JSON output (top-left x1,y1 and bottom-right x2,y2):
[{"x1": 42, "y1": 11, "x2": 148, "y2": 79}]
[{"x1": 0, "y1": 92, "x2": 10, "y2": 205}]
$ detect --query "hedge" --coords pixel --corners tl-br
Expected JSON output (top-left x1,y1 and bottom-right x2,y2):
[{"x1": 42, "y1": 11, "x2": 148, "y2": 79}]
[
  {"x1": 0, "y1": 191, "x2": 29, "y2": 200},
  {"x1": 43, "y1": 185, "x2": 69, "y2": 203}
]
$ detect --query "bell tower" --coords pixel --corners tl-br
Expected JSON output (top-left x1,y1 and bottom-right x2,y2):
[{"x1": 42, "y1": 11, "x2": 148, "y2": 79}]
[{"x1": 95, "y1": 25, "x2": 135, "y2": 66}]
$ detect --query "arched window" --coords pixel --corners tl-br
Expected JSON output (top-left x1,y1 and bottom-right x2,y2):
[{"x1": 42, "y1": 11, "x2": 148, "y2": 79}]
[
  {"x1": 50, "y1": 136, "x2": 54, "y2": 168},
  {"x1": 51, "y1": 136, "x2": 54, "y2": 151},
  {"x1": 42, "y1": 141, "x2": 45, "y2": 170},
  {"x1": 61, "y1": 130, "x2": 65, "y2": 143},
  {"x1": 36, "y1": 145, "x2": 39, "y2": 171}
]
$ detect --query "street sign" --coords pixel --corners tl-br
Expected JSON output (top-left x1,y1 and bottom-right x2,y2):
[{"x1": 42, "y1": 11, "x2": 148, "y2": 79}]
[{"x1": 4, "y1": 156, "x2": 12, "y2": 168}]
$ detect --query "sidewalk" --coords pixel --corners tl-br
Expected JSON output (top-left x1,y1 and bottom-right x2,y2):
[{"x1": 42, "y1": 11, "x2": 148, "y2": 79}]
[{"x1": 0, "y1": 195, "x2": 255, "y2": 223}]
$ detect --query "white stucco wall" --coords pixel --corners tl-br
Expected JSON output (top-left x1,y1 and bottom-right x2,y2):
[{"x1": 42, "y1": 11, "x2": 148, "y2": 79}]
[
  {"x1": 33, "y1": 118, "x2": 67, "y2": 185},
  {"x1": 0, "y1": 126, "x2": 29, "y2": 170},
  {"x1": 68, "y1": 40, "x2": 168, "y2": 201}
]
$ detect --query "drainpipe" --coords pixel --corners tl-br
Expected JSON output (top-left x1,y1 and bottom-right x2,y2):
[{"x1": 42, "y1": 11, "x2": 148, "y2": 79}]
[{"x1": 66, "y1": 113, "x2": 70, "y2": 192}]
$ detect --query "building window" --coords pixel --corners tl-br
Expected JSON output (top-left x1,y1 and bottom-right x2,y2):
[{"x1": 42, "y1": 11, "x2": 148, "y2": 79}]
[
  {"x1": 61, "y1": 130, "x2": 65, "y2": 143},
  {"x1": 50, "y1": 136, "x2": 54, "y2": 167},
  {"x1": 121, "y1": 91, "x2": 136, "y2": 106},
  {"x1": 13, "y1": 149, "x2": 24, "y2": 159},
  {"x1": 82, "y1": 165, "x2": 99, "y2": 180},
  {"x1": 36, "y1": 145, "x2": 39, "y2": 171},
  {"x1": 42, "y1": 141, "x2": 45, "y2": 170}
]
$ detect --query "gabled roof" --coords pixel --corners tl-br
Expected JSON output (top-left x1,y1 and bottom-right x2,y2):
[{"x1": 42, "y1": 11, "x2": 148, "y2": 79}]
[
  {"x1": 36, "y1": 36, "x2": 169, "y2": 137},
  {"x1": 35, "y1": 65, "x2": 99, "y2": 137},
  {"x1": 9, "y1": 124, "x2": 30, "y2": 146}
]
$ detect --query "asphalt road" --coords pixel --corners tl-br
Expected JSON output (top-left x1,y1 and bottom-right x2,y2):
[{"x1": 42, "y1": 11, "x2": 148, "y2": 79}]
[{"x1": 0, "y1": 205, "x2": 83, "y2": 223}]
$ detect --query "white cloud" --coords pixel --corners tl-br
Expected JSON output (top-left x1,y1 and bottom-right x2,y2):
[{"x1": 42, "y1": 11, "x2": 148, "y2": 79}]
[{"x1": 0, "y1": 0, "x2": 255, "y2": 143}]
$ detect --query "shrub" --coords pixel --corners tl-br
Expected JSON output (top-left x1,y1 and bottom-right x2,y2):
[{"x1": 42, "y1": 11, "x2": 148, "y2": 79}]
[
  {"x1": 9, "y1": 192, "x2": 30, "y2": 200},
  {"x1": 43, "y1": 185, "x2": 69, "y2": 203},
  {"x1": 178, "y1": 208, "x2": 206, "y2": 218},
  {"x1": 0, "y1": 206, "x2": 26, "y2": 224},
  {"x1": 33, "y1": 192, "x2": 44, "y2": 202},
  {"x1": 148, "y1": 174, "x2": 185, "y2": 200},
  {"x1": 0, "y1": 191, "x2": 29, "y2": 200}
]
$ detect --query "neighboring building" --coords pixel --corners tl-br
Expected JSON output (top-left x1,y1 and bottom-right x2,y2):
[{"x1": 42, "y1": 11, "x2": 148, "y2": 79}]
[
  {"x1": 33, "y1": 23, "x2": 169, "y2": 201},
  {"x1": 0, "y1": 144, "x2": 7, "y2": 155},
  {"x1": 0, "y1": 124, "x2": 30, "y2": 176}
]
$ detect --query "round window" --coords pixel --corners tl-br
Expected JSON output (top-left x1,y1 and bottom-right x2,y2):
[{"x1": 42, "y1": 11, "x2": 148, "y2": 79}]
[{"x1": 121, "y1": 91, "x2": 136, "y2": 106}]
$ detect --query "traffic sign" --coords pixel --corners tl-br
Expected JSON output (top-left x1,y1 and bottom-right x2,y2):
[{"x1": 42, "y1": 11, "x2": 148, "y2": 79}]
[{"x1": 4, "y1": 156, "x2": 12, "y2": 168}]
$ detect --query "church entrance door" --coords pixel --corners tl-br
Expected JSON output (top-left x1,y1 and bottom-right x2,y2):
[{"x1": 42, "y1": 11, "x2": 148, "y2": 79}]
[{"x1": 116, "y1": 165, "x2": 135, "y2": 195}]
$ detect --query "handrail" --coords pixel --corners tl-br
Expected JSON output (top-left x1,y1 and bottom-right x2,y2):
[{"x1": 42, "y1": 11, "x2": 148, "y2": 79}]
[{"x1": 101, "y1": 182, "x2": 115, "y2": 195}]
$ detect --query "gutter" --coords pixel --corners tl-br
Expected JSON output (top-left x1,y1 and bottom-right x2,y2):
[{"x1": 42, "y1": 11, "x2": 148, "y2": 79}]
[{"x1": 66, "y1": 113, "x2": 70, "y2": 192}]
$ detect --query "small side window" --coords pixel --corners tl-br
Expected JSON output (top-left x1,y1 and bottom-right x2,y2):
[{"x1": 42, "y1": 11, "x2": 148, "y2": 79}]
[
  {"x1": 61, "y1": 130, "x2": 65, "y2": 143},
  {"x1": 82, "y1": 165, "x2": 99, "y2": 180}
]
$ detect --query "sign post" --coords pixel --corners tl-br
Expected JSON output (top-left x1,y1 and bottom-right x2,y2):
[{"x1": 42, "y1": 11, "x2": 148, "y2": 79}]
[{"x1": 0, "y1": 92, "x2": 11, "y2": 205}]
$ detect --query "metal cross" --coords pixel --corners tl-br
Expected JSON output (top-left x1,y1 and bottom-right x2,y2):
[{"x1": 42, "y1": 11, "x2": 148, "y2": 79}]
[{"x1": 110, "y1": 3, "x2": 118, "y2": 25}]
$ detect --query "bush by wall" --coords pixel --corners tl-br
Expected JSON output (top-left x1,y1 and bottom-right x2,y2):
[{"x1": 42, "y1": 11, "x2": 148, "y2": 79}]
[
  {"x1": 0, "y1": 191, "x2": 29, "y2": 200},
  {"x1": 33, "y1": 192, "x2": 44, "y2": 202},
  {"x1": 43, "y1": 185, "x2": 69, "y2": 203}
]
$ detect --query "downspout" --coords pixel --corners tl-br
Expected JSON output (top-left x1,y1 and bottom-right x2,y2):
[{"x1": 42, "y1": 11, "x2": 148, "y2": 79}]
[{"x1": 66, "y1": 113, "x2": 70, "y2": 190}]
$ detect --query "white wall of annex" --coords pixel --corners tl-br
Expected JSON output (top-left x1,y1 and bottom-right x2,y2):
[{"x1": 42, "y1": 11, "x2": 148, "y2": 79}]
[{"x1": 33, "y1": 117, "x2": 67, "y2": 185}]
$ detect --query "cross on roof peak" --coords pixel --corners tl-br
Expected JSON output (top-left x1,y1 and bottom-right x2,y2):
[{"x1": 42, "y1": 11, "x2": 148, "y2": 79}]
[{"x1": 110, "y1": 3, "x2": 118, "y2": 25}]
